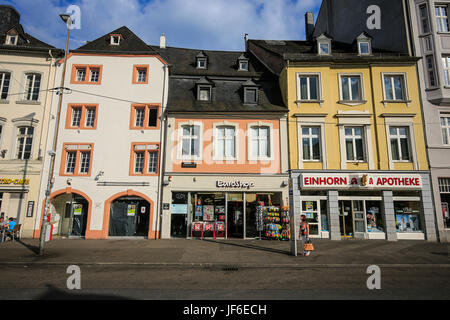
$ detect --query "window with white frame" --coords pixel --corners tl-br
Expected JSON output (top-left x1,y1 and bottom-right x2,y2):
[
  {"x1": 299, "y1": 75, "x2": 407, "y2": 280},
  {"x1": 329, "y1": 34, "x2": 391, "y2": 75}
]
[
  {"x1": 71, "y1": 107, "x2": 82, "y2": 127},
  {"x1": 426, "y1": 55, "x2": 437, "y2": 87},
  {"x1": 110, "y1": 35, "x2": 121, "y2": 45},
  {"x1": 181, "y1": 125, "x2": 201, "y2": 158},
  {"x1": 419, "y1": 4, "x2": 431, "y2": 34},
  {"x1": 389, "y1": 127, "x2": 411, "y2": 161},
  {"x1": 24, "y1": 73, "x2": 41, "y2": 101},
  {"x1": 148, "y1": 151, "x2": 158, "y2": 173},
  {"x1": 436, "y1": 5, "x2": 449, "y2": 32},
  {"x1": 137, "y1": 68, "x2": 147, "y2": 82},
  {"x1": 135, "y1": 107, "x2": 145, "y2": 127},
  {"x1": 383, "y1": 74, "x2": 406, "y2": 101},
  {"x1": 302, "y1": 126, "x2": 321, "y2": 161},
  {"x1": 244, "y1": 87, "x2": 258, "y2": 104},
  {"x1": 85, "y1": 107, "x2": 96, "y2": 128},
  {"x1": 89, "y1": 68, "x2": 100, "y2": 83},
  {"x1": 197, "y1": 58, "x2": 207, "y2": 69},
  {"x1": 239, "y1": 60, "x2": 248, "y2": 71},
  {"x1": 249, "y1": 126, "x2": 270, "y2": 159},
  {"x1": 134, "y1": 151, "x2": 145, "y2": 174},
  {"x1": 131, "y1": 144, "x2": 159, "y2": 175},
  {"x1": 443, "y1": 56, "x2": 450, "y2": 86},
  {"x1": 215, "y1": 126, "x2": 236, "y2": 159},
  {"x1": 358, "y1": 42, "x2": 371, "y2": 55},
  {"x1": 65, "y1": 151, "x2": 76, "y2": 174},
  {"x1": 15, "y1": 126, "x2": 34, "y2": 160},
  {"x1": 0, "y1": 72, "x2": 11, "y2": 100},
  {"x1": 340, "y1": 75, "x2": 362, "y2": 101},
  {"x1": 299, "y1": 74, "x2": 319, "y2": 101},
  {"x1": 5, "y1": 34, "x2": 17, "y2": 45},
  {"x1": 79, "y1": 152, "x2": 91, "y2": 174},
  {"x1": 441, "y1": 116, "x2": 450, "y2": 145},
  {"x1": 76, "y1": 68, "x2": 86, "y2": 82},
  {"x1": 344, "y1": 127, "x2": 365, "y2": 161}
]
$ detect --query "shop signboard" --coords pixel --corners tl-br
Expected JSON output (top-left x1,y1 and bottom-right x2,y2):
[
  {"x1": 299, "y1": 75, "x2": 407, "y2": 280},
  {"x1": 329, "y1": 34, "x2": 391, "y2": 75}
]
[
  {"x1": 73, "y1": 204, "x2": 83, "y2": 216},
  {"x1": 301, "y1": 173, "x2": 423, "y2": 190},
  {"x1": 171, "y1": 204, "x2": 188, "y2": 214}
]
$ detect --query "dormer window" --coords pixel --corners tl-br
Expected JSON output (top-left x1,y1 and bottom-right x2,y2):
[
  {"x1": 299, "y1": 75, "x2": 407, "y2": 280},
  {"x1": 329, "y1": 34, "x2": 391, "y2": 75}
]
[
  {"x1": 110, "y1": 34, "x2": 122, "y2": 46},
  {"x1": 356, "y1": 32, "x2": 372, "y2": 56},
  {"x1": 238, "y1": 54, "x2": 249, "y2": 71},
  {"x1": 242, "y1": 79, "x2": 259, "y2": 104},
  {"x1": 196, "y1": 77, "x2": 213, "y2": 101},
  {"x1": 196, "y1": 52, "x2": 208, "y2": 69},
  {"x1": 5, "y1": 34, "x2": 18, "y2": 45},
  {"x1": 316, "y1": 33, "x2": 332, "y2": 56}
]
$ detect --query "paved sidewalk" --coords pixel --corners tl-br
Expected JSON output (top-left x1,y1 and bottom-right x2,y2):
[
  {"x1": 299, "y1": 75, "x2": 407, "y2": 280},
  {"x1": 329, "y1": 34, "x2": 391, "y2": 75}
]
[{"x1": 0, "y1": 238, "x2": 448, "y2": 267}]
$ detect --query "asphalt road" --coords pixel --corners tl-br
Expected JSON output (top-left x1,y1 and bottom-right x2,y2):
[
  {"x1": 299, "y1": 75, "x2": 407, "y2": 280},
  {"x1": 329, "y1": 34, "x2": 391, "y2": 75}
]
[{"x1": 1, "y1": 264, "x2": 449, "y2": 300}]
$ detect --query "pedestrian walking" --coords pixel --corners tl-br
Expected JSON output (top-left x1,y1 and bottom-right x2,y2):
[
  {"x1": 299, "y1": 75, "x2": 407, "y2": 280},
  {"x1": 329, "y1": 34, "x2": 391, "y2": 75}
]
[{"x1": 299, "y1": 215, "x2": 313, "y2": 256}]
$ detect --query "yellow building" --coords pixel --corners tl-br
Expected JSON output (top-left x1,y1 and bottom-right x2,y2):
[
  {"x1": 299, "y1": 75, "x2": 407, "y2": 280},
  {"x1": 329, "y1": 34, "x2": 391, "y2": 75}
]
[{"x1": 248, "y1": 32, "x2": 438, "y2": 242}]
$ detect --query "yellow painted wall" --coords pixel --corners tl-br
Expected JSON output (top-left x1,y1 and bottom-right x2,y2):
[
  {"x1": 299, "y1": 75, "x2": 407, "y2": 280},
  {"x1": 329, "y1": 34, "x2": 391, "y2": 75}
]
[{"x1": 283, "y1": 63, "x2": 428, "y2": 172}]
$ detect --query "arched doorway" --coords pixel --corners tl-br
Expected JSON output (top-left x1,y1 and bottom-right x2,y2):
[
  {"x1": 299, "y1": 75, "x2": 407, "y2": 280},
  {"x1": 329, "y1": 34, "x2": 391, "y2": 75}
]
[
  {"x1": 50, "y1": 192, "x2": 90, "y2": 237},
  {"x1": 109, "y1": 196, "x2": 150, "y2": 237}
]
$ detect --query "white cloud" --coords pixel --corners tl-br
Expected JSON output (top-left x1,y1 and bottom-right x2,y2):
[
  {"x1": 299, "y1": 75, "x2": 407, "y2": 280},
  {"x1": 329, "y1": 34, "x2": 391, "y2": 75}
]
[{"x1": 4, "y1": 0, "x2": 321, "y2": 51}]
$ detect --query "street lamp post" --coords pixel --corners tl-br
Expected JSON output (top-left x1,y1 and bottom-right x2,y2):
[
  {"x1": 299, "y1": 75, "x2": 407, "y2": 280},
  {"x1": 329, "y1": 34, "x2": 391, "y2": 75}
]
[{"x1": 39, "y1": 14, "x2": 72, "y2": 255}]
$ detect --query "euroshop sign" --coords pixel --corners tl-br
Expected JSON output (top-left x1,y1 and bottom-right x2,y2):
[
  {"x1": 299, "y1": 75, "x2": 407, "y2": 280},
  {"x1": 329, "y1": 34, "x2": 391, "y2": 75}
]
[
  {"x1": 300, "y1": 173, "x2": 422, "y2": 190},
  {"x1": 216, "y1": 181, "x2": 255, "y2": 189}
]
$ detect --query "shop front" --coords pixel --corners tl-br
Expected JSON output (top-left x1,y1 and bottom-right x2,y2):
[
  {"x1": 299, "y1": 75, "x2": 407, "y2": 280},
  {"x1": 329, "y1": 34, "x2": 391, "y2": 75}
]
[
  {"x1": 161, "y1": 175, "x2": 289, "y2": 239},
  {"x1": 290, "y1": 171, "x2": 437, "y2": 241}
]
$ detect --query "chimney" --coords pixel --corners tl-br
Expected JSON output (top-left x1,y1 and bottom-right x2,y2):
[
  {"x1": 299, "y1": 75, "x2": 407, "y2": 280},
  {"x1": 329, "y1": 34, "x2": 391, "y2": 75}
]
[
  {"x1": 305, "y1": 12, "x2": 314, "y2": 41},
  {"x1": 244, "y1": 33, "x2": 248, "y2": 51},
  {"x1": 160, "y1": 33, "x2": 166, "y2": 49}
]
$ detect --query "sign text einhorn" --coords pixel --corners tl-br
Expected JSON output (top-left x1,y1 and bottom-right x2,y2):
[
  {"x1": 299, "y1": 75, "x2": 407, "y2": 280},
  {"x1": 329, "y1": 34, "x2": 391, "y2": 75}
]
[
  {"x1": 301, "y1": 173, "x2": 422, "y2": 189},
  {"x1": 216, "y1": 181, "x2": 255, "y2": 189}
]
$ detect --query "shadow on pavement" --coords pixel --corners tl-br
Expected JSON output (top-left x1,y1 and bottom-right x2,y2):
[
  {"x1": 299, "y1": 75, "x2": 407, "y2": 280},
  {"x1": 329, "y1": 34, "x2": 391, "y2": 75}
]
[
  {"x1": 203, "y1": 239, "x2": 292, "y2": 256},
  {"x1": 37, "y1": 284, "x2": 130, "y2": 300},
  {"x1": 16, "y1": 239, "x2": 40, "y2": 255}
]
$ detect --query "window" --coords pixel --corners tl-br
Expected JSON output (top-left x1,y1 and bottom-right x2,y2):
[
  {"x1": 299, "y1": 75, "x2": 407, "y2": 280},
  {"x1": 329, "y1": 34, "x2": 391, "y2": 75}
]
[
  {"x1": 359, "y1": 42, "x2": 371, "y2": 55},
  {"x1": 198, "y1": 86, "x2": 211, "y2": 101},
  {"x1": 426, "y1": 56, "x2": 437, "y2": 87},
  {"x1": 383, "y1": 74, "x2": 406, "y2": 101},
  {"x1": 0, "y1": 72, "x2": 11, "y2": 100},
  {"x1": 424, "y1": 36, "x2": 433, "y2": 52},
  {"x1": 215, "y1": 126, "x2": 236, "y2": 159},
  {"x1": 239, "y1": 60, "x2": 248, "y2": 71},
  {"x1": 197, "y1": 58, "x2": 207, "y2": 69},
  {"x1": 66, "y1": 104, "x2": 98, "y2": 129},
  {"x1": 110, "y1": 35, "x2": 121, "y2": 45},
  {"x1": 249, "y1": 126, "x2": 270, "y2": 159},
  {"x1": 89, "y1": 68, "x2": 100, "y2": 83},
  {"x1": 340, "y1": 75, "x2": 362, "y2": 101},
  {"x1": 71, "y1": 65, "x2": 103, "y2": 84},
  {"x1": 130, "y1": 143, "x2": 159, "y2": 175},
  {"x1": 394, "y1": 201, "x2": 423, "y2": 233},
  {"x1": 441, "y1": 116, "x2": 450, "y2": 145},
  {"x1": 24, "y1": 73, "x2": 41, "y2": 101},
  {"x1": 390, "y1": 127, "x2": 411, "y2": 161},
  {"x1": 344, "y1": 127, "x2": 365, "y2": 161},
  {"x1": 130, "y1": 104, "x2": 159, "y2": 129},
  {"x1": 319, "y1": 43, "x2": 330, "y2": 55},
  {"x1": 302, "y1": 127, "x2": 321, "y2": 161},
  {"x1": 5, "y1": 35, "x2": 17, "y2": 45},
  {"x1": 299, "y1": 74, "x2": 319, "y2": 100},
  {"x1": 180, "y1": 125, "x2": 201, "y2": 158},
  {"x1": 133, "y1": 65, "x2": 149, "y2": 84},
  {"x1": 15, "y1": 126, "x2": 34, "y2": 160},
  {"x1": 443, "y1": 56, "x2": 450, "y2": 86},
  {"x1": 61, "y1": 144, "x2": 93, "y2": 176},
  {"x1": 419, "y1": 4, "x2": 430, "y2": 34},
  {"x1": 436, "y1": 5, "x2": 449, "y2": 32},
  {"x1": 244, "y1": 87, "x2": 258, "y2": 104}
]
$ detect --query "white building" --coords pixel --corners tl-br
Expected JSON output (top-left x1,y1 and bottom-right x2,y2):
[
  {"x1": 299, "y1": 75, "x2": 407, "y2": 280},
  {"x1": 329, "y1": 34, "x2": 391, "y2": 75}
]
[{"x1": 34, "y1": 26, "x2": 168, "y2": 239}]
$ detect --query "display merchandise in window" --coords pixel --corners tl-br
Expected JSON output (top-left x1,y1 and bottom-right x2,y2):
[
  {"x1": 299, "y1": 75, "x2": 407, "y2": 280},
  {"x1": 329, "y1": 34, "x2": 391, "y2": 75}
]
[{"x1": 394, "y1": 201, "x2": 422, "y2": 233}]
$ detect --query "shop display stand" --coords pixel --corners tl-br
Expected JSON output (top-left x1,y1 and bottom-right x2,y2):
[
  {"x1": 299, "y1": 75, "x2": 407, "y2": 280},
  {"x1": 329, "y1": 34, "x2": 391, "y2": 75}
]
[
  {"x1": 280, "y1": 206, "x2": 290, "y2": 241},
  {"x1": 263, "y1": 206, "x2": 282, "y2": 240}
]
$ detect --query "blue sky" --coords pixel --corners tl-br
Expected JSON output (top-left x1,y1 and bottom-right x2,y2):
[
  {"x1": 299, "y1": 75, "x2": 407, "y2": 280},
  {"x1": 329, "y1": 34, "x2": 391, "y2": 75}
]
[{"x1": 3, "y1": 0, "x2": 322, "y2": 51}]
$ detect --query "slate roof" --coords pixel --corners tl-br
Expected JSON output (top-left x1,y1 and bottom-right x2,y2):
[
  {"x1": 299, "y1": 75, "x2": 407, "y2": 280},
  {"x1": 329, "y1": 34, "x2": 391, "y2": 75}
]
[
  {"x1": 149, "y1": 46, "x2": 286, "y2": 114},
  {"x1": 248, "y1": 39, "x2": 418, "y2": 63},
  {"x1": 74, "y1": 26, "x2": 157, "y2": 54}
]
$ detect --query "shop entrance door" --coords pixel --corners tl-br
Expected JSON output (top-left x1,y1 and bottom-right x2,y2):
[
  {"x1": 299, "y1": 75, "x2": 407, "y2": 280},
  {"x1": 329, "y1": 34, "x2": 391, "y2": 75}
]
[
  {"x1": 109, "y1": 198, "x2": 150, "y2": 237},
  {"x1": 59, "y1": 196, "x2": 88, "y2": 237},
  {"x1": 227, "y1": 193, "x2": 243, "y2": 238},
  {"x1": 301, "y1": 200, "x2": 320, "y2": 238},
  {"x1": 339, "y1": 200, "x2": 367, "y2": 238}
]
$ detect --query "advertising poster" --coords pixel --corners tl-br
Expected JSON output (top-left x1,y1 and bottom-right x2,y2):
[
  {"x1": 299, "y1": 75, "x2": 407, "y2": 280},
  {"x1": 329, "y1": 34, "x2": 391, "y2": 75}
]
[
  {"x1": 171, "y1": 204, "x2": 188, "y2": 214},
  {"x1": 366, "y1": 207, "x2": 378, "y2": 232},
  {"x1": 203, "y1": 205, "x2": 214, "y2": 221},
  {"x1": 305, "y1": 202, "x2": 314, "y2": 211},
  {"x1": 127, "y1": 204, "x2": 136, "y2": 216},
  {"x1": 195, "y1": 205, "x2": 203, "y2": 217},
  {"x1": 396, "y1": 214, "x2": 409, "y2": 232},
  {"x1": 73, "y1": 204, "x2": 83, "y2": 216}
]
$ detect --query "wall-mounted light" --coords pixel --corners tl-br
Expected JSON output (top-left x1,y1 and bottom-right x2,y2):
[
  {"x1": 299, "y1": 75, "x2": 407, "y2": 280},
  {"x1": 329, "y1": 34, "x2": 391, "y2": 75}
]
[
  {"x1": 0, "y1": 149, "x2": 7, "y2": 158},
  {"x1": 95, "y1": 171, "x2": 104, "y2": 181},
  {"x1": 66, "y1": 178, "x2": 72, "y2": 186}
]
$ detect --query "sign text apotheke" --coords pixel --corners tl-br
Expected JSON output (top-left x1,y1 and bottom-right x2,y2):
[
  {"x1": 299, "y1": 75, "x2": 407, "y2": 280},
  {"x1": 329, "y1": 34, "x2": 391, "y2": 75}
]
[
  {"x1": 301, "y1": 173, "x2": 422, "y2": 189},
  {"x1": 216, "y1": 181, "x2": 255, "y2": 189},
  {"x1": 0, "y1": 178, "x2": 30, "y2": 185}
]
